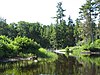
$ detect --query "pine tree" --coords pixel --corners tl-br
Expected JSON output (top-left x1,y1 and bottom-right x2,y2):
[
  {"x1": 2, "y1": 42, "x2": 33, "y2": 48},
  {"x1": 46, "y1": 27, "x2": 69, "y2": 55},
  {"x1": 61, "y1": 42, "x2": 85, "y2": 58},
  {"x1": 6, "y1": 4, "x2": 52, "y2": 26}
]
[
  {"x1": 53, "y1": 2, "x2": 66, "y2": 25},
  {"x1": 79, "y1": 0, "x2": 99, "y2": 43}
]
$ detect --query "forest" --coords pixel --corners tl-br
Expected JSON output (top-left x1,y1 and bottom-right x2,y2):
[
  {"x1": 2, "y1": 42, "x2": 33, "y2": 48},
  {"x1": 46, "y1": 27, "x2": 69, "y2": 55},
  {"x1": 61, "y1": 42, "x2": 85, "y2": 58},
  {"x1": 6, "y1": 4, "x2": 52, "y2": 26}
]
[{"x1": 0, "y1": 0, "x2": 100, "y2": 59}]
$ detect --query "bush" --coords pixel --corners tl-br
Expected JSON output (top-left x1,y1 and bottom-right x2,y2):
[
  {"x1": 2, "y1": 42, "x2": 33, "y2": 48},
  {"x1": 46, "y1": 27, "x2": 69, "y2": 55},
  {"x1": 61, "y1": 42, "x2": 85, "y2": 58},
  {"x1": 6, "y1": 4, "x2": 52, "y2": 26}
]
[
  {"x1": 37, "y1": 48, "x2": 47, "y2": 58},
  {"x1": 81, "y1": 44, "x2": 90, "y2": 50},
  {"x1": 0, "y1": 35, "x2": 40, "y2": 58},
  {"x1": 89, "y1": 39, "x2": 100, "y2": 52},
  {"x1": 94, "y1": 39, "x2": 100, "y2": 48},
  {"x1": 0, "y1": 35, "x2": 12, "y2": 58},
  {"x1": 0, "y1": 35, "x2": 11, "y2": 44},
  {"x1": 90, "y1": 39, "x2": 100, "y2": 48},
  {"x1": 12, "y1": 36, "x2": 40, "y2": 54}
]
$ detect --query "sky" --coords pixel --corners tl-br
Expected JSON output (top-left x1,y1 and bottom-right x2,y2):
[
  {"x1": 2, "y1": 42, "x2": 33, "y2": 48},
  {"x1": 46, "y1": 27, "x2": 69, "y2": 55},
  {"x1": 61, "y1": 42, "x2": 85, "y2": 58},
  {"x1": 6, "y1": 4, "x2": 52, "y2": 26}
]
[{"x1": 0, "y1": 0, "x2": 86, "y2": 25}]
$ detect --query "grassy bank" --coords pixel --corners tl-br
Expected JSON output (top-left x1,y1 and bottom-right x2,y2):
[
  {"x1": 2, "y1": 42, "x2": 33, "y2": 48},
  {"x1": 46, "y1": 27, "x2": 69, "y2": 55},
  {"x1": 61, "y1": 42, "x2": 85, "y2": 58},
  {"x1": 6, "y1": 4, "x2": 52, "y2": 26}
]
[
  {"x1": 65, "y1": 39, "x2": 100, "y2": 66},
  {"x1": 37, "y1": 48, "x2": 58, "y2": 62},
  {"x1": 66, "y1": 39, "x2": 100, "y2": 55}
]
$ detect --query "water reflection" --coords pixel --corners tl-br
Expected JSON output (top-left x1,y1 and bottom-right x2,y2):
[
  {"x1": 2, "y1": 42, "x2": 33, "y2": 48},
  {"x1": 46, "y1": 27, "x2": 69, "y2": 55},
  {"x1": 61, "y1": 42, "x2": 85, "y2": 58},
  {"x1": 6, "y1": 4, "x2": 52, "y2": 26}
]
[{"x1": 0, "y1": 54, "x2": 100, "y2": 75}]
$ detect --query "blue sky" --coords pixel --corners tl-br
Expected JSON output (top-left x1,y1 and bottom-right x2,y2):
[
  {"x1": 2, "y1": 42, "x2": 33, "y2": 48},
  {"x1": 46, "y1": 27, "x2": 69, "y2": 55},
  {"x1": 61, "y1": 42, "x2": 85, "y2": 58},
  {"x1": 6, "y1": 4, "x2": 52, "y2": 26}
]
[{"x1": 0, "y1": 0, "x2": 86, "y2": 24}]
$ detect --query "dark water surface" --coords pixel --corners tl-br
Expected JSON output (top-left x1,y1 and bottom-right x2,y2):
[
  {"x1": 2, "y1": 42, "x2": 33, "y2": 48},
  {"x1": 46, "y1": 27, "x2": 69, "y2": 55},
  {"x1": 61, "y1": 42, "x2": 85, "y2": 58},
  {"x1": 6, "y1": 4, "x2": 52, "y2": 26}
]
[{"x1": 0, "y1": 54, "x2": 100, "y2": 75}]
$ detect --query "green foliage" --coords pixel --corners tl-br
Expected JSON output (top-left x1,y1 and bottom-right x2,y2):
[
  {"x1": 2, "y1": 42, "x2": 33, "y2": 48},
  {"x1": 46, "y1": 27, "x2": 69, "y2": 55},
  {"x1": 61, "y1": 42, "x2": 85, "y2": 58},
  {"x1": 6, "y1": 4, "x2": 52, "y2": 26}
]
[
  {"x1": 65, "y1": 46, "x2": 69, "y2": 52},
  {"x1": 72, "y1": 39, "x2": 100, "y2": 53},
  {"x1": 0, "y1": 0, "x2": 99, "y2": 50},
  {"x1": 0, "y1": 1, "x2": 99, "y2": 61},
  {"x1": 79, "y1": 0, "x2": 99, "y2": 43},
  {"x1": 94, "y1": 39, "x2": 100, "y2": 48},
  {"x1": 37, "y1": 48, "x2": 47, "y2": 58},
  {"x1": 0, "y1": 50, "x2": 4, "y2": 58},
  {"x1": 0, "y1": 17, "x2": 8, "y2": 36},
  {"x1": 78, "y1": 39, "x2": 100, "y2": 51},
  {"x1": 53, "y1": 2, "x2": 66, "y2": 24},
  {"x1": 0, "y1": 35, "x2": 40, "y2": 58},
  {"x1": 71, "y1": 46, "x2": 100, "y2": 66},
  {"x1": 71, "y1": 46, "x2": 83, "y2": 56},
  {"x1": 0, "y1": 35, "x2": 12, "y2": 58},
  {"x1": 0, "y1": 35, "x2": 11, "y2": 44},
  {"x1": 37, "y1": 48, "x2": 58, "y2": 61},
  {"x1": 81, "y1": 43, "x2": 91, "y2": 50},
  {"x1": 19, "y1": 52, "x2": 34, "y2": 58},
  {"x1": 89, "y1": 39, "x2": 100, "y2": 52},
  {"x1": 12, "y1": 36, "x2": 40, "y2": 54}
]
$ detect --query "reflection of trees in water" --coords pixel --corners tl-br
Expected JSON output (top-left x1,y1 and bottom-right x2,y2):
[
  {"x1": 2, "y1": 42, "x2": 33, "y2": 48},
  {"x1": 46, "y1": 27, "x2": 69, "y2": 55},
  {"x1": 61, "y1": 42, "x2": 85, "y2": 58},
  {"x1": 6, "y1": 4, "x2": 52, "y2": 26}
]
[
  {"x1": 0, "y1": 61, "x2": 39, "y2": 75},
  {"x1": 76, "y1": 55, "x2": 100, "y2": 75},
  {"x1": 55, "y1": 55, "x2": 82, "y2": 75},
  {"x1": 0, "y1": 55, "x2": 100, "y2": 75},
  {"x1": 79, "y1": 62, "x2": 97, "y2": 75},
  {"x1": 55, "y1": 54, "x2": 100, "y2": 75}
]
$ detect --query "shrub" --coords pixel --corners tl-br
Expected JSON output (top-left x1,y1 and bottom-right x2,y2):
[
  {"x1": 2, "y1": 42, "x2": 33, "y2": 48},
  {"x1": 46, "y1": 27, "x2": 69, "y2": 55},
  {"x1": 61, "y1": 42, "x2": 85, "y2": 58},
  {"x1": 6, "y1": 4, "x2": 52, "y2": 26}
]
[
  {"x1": 90, "y1": 39, "x2": 100, "y2": 48},
  {"x1": 0, "y1": 35, "x2": 11, "y2": 44},
  {"x1": 12, "y1": 36, "x2": 40, "y2": 54},
  {"x1": 94, "y1": 39, "x2": 100, "y2": 48},
  {"x1": 65, "y1": 46, "x2": 69, "y2": 52},
  {"x1": 36, "y1": 48, "x2": 47, "y2": 58},
  {"x1": 0, "y1": 35, "x2": 40, "y2": 58},
  {"x1": 89, "y1": 39, "x2": 100, "y2": 52},
  {"x1": 81, "y1": 44, "x2": 91, "y2": 50},
  {"x1": 0, "y1": 35, "x2": 12, "y2": 58}
]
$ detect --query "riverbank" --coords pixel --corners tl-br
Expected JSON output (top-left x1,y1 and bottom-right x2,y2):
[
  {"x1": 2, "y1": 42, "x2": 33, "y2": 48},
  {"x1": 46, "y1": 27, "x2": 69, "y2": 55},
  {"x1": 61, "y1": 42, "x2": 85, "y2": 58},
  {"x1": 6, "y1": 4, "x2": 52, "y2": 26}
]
[
  {"x1": 0, "y1": 48, "x2": 58, "y2": 63},
  {"x1": 0, "y1": 56, "x2": 38, "y2": 62},
  {"x1": 66, "y1": 39, "x2": 100, "y2": 56}
]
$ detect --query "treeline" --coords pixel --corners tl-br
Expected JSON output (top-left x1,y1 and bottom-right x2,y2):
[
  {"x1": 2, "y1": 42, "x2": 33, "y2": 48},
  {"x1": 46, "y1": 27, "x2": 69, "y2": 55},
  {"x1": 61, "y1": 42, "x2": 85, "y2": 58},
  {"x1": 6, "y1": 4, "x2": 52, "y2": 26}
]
[
  {"x1": 0, "y1": 18, "x2": 76, "y2": 49},
  {"x1": 0, "y1": 17, "x2": 99, "y2": 49},
  {"x1": 0, "y1": 0, "x2": 100, "y2": 50}
]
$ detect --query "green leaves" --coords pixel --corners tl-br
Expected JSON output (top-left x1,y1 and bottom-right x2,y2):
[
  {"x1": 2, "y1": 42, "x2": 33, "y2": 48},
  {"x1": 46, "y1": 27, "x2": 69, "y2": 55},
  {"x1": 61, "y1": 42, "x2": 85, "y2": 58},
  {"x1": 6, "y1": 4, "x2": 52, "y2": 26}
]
[
  {"x1": 12, "y1": 36, "x2": 40, "y2": 53},
  {"x1": 0, "y1": 35, "x2": 12, "y2": 58},
  {"x1": 37, "y1": 48, "x2": 58, "y2": 60},
  {"x1": 79, "y1": 0, "x2": 99, "y2": 43},
  {"x1": 0, "y1": 35, "x2": 40, "y2": 58},
  {"x1": 94, "y1": 39, "x2": 100, "y2": 48}
]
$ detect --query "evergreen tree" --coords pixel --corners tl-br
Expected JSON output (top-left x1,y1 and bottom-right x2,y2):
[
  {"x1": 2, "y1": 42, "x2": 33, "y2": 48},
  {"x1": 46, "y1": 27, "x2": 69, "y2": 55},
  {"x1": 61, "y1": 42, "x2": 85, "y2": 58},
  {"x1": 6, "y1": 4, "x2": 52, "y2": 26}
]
[
  {"x1": 53, "y1": 2, "x2": 66, "y2": 25},
  {"x1": 79, "y1": 0, "x2": 99, "y2": 43},
  {"x1": 0, "y1": 17, "x2": 8, "y2": 36},
  {"x1": 74, "y1": 18, "x2": 81, "y2": 44},
  {"x1": 67, "y1": 16, "x2": 75, "y2": 46}
]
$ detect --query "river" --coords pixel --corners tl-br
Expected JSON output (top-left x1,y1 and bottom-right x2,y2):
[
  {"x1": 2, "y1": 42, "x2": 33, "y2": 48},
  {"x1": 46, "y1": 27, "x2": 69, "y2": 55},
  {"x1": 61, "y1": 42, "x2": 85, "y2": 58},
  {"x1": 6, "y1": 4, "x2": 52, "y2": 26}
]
[{"x1": 0, "y1": 54, "x2": 100, "y2": 75}]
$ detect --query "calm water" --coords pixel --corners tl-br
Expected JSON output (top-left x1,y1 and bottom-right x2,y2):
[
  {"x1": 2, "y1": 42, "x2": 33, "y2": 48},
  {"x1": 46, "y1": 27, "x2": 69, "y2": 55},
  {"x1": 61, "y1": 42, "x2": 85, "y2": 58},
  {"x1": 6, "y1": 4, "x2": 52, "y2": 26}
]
[{"x1": 0, "y1": 54, "x2": 100, "y2": 75}]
